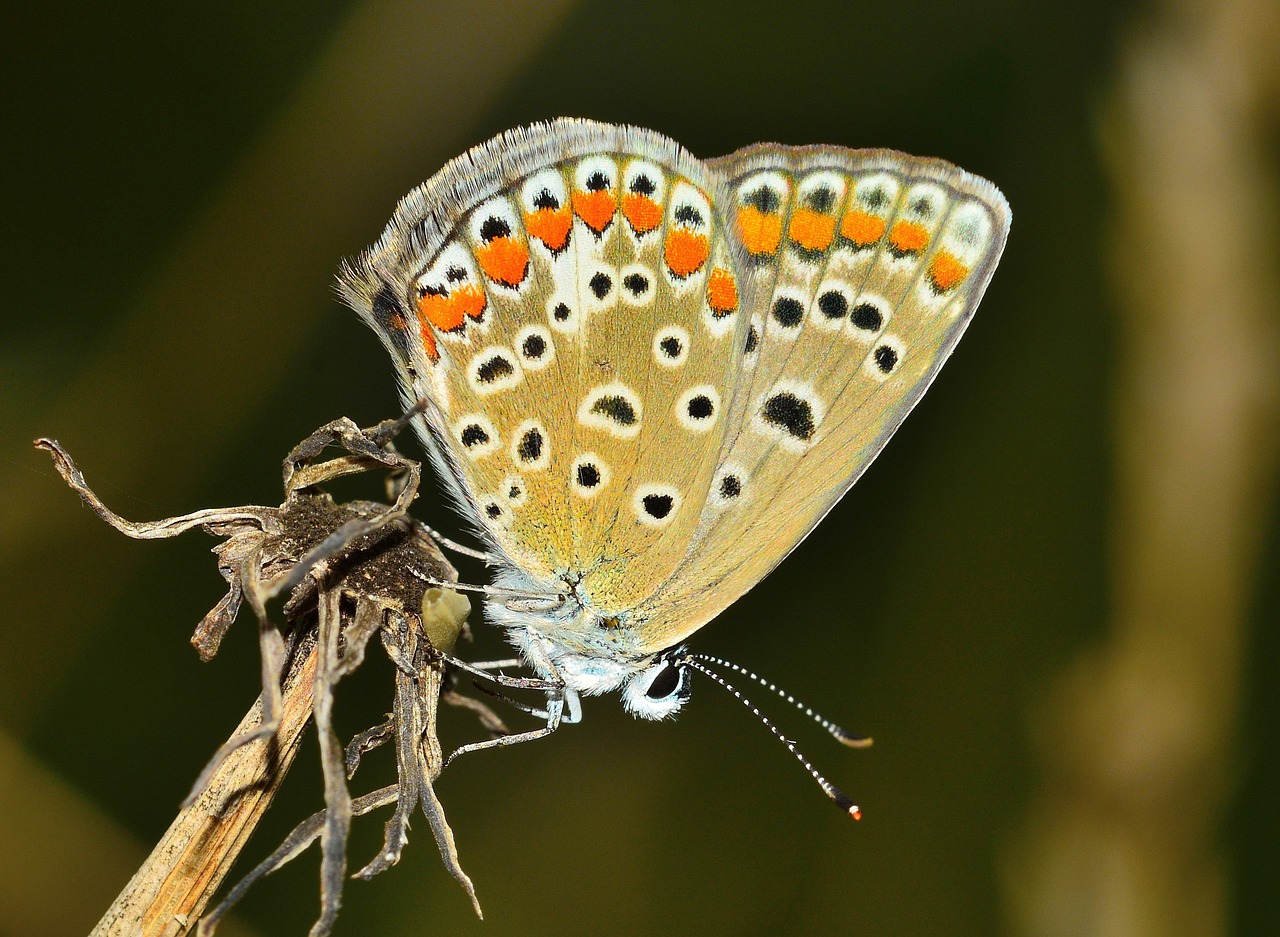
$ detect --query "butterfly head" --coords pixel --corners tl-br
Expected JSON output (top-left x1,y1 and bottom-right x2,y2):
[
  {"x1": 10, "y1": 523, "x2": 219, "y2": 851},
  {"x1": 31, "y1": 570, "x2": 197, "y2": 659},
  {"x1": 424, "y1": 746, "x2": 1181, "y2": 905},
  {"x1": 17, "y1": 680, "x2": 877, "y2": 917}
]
[
  {"x1": 497, "y1": 591, "x2": 692, "y2": 720},
  {"x1": 620, "y1": 648, "x2": 692, "y2": 720}
]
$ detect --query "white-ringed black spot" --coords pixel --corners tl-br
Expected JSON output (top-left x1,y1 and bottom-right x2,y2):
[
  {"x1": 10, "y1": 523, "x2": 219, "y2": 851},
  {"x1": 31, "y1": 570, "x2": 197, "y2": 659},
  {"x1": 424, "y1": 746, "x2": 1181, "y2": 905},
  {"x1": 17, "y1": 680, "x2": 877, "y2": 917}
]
[
  {"x1": 586, "y1": 171, "x2": 610, "y2": 192},
  {"x1": 479, "y1": 216, "x2": 511, "y2": 241},
  {"x1": 653, "y1": 326, "x2": 690, "y2": 368},
  {"x1": 632, "y1": 483, "x2": 681, "y2": 526},
  {"x1": 762, "y1": 392, "x2": 815, "y2": 441},
  {"x1": 453, "y1": 414, "x2": 499, "y2": 457},
  {"x1": 580, "y1": 384, "x2": 642, "y2": 437},
  {"x1": 676, "y1": 385, "x2": 721, "y2": 432},
  {"x1": 807, "y1": 186, "x2": 837, "y2": 212},
  {"x1": 445, "y1": 265, "x2": 467, "y2": 283},
  {"x1": 719, "y1": 474, "x2": 742, "y2": 499},
  {"x1": 476, "y1": 354, "x2": 514, "y2": 384},
  {"x1": 642, "y1": 494, "x2": 674, "y2": 519},
  {"x1": 553, "y1": 302, "x2": 571, "y2": 321},
  {"x1": 570, "y1": 452, "x2": 611, "y2": 497},
  {"x1": 864, "y1": 187, "x2": 888, "y2": 210},
  {"x1": 745, "y1": 187, "x2": 780, "y2": 213},
  {"x1": 479, "y1": 495, "x2": 512, "y2": 528},
  {"x1": 874, "y1": 344, "x2": 899, "y2": 373},
  {"x1": 591, "y1": 395, "x2": 636, "y2": 425},
  {"x1": 517, "y1": 427, "x2": 544, "y2": 462},
  {"x1": 508, "y1": 483, "x2": 521, "y2": 499},
  {"x1": 687, "y1": 395, "x2": 714, "y2": 420},
  {"x1": 675, "y1": 204, "x2": 703, "y2": 226},
  {"x1": 533, "y1": 188, "x2": 559, "y2": 210},
  {"x1": 745, "y1": 325, "x2": 760, "y2": 354},
  {"x1": 818, "y1": 290, "x2": 849, "y2": 319},
  {"x1": 460, "y1": 424, "x2": 489, "y2": 448},
  {"x1": 629, "y1": 174, "x2": 656, "y2": 196},
  {"x1": 851, "y1": 303, "x2": 884, "y2": 331},
  {"x1": 522, "y1": 333, "x2": 547, "y2": 360},
  {"x1": 910, "y1": 195, "x2": 933, "y2": 217},
  {"x1": 589, "y1": 272, "x2": 612, "y2": 299},
  {"x1": 772, "y1": 296, "x2": 804, "y2": 328},
  {"x1": 623, "y1": 272, "x2": 650, "y2": 296}
]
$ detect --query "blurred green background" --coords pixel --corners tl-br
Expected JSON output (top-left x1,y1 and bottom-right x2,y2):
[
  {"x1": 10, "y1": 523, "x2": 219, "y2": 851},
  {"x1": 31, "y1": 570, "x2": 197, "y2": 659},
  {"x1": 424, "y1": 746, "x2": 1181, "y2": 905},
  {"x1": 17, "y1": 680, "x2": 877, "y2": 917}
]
[{"x1": 3, "y1": 1, "x2": 1277, "y2": 935}]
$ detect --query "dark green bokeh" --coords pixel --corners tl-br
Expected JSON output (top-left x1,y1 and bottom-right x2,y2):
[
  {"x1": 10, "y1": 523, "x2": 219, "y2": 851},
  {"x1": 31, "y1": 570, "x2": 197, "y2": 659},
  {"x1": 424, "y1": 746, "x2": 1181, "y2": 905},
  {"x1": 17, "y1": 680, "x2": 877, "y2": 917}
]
[{"x1": 3, "y1": 2, "x2": 1276, "y2": 936}]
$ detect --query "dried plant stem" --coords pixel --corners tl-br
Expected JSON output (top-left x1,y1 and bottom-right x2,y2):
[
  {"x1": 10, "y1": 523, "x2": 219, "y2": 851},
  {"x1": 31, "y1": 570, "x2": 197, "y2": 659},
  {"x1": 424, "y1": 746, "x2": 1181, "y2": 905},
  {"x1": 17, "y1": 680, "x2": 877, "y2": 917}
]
[{"x1": 90, "y1": 633, "x2": 318, "y2": 937}]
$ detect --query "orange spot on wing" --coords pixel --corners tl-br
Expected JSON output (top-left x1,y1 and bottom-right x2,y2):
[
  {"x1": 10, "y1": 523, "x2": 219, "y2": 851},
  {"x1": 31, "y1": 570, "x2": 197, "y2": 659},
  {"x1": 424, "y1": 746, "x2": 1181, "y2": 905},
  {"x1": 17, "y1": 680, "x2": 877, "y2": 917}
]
[
  {"x1": 706, "y1": 267, "x2": 738, "y2": 316},
  {"x1": 889, "y1": 220, "x2": 929, "y2": 254},
  {"x1": 788, "y1": 209, "x2": 837, "y2": 252},
  {"x1": 840, "y1": 210, "x2": 886, "y2": 247},
  {"x1": 475, "y1": 236, "x2": 530, "y2": 287},
  {"x1": 622, "y1": 193, "x2": 663, "y2": 234},
  {"x1": 736, "y1": 205, "x2": 782, "y2": 255},
  {"x1": 418, "y1": 321, "x2": 439, "y2": 361},
  {"x1": 417, "y1": 284, "x2": 487, "y2": 334},
  {"x1": 389, "y1": 313, "x2": 407, "y2": 330},
  {"x1": 572, "y1": 189, "x2": 617, "y2": 233},
  {"x1": 418, "y1": 292, "x2": 464, "y2": 333},
  {"x1": 664, "y1": 229, "x2": 710, "y2": 278},
  {"x1": 455, "y1": 283, "x2": 487, "y2": 320},
  {"x1": 525, "y1": 207, "x2": 572, "y2": 251},
  {"x1": 928, "y1": 250, "x2": 970, "y2": 292}
]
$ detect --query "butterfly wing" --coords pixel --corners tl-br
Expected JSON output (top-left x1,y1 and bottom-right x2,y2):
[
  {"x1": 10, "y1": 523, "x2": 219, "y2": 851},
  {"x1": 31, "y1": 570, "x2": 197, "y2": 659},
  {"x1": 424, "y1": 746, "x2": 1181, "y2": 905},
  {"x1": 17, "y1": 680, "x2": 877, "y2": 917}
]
[
  {"x1": 630, "y1": 145, "x2": 1011, "y2": 651},
  {"x1": 339, "y1": 120, "x2": 751, "y2": 620}
]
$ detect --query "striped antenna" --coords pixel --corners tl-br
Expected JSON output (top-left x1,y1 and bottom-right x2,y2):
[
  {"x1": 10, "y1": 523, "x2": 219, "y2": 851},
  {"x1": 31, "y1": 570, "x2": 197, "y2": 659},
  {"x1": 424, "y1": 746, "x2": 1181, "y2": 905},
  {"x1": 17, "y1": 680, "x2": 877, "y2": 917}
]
[
  {"x1": 681, "y1": 656, "x2": 864, "y2": 821},
  {"x1": 690, "y1": 653, "x2": 873, "y2": 748}
]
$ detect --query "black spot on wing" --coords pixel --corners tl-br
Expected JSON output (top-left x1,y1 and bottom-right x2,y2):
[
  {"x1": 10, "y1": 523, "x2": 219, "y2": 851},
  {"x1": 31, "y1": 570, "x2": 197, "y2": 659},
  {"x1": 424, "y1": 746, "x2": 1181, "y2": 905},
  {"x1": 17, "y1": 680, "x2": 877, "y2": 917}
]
[
  {"x1": 772, "y1": 296, "x2": 804, "y2": 328},
  {"x1": 642, "y1": 493, "x2": 674, "y2": 519},
  {"x1": 874, "y1": 344, "x2": 899, "y2": 374},
  {"x1": 589, "y1": 272, "x2": 612, "y2": 300},
  {"x1": 522, "y1": 333, "x2": 547, "y2": 360},
  {"x1": 517, "y1": 427, "x2": 544, "y2": 462},
  {"x1": 818, "y1": 290, "x2": 848, "y2": 319},
  {"x1": 460, "y1": 424, "x2": 490, "y2": 448},
  {"x1": 479, "y1": 216, "x2": 511, "y2": 241},
  {"x1": 475, "y1": 354, "x2": 514, "y2": 384},
  {"x1": 686, "y1": 395, "x2": 714, "y2": 420},
  {"x1": 762, "y1": 392, "x2": 815, "y2": 441},
  {"x1": 590, "y1": 395, "x2": 636, "y2": 425},
  {"x1": 851, "y1": 303, "x2": 883, "y2": 332}
]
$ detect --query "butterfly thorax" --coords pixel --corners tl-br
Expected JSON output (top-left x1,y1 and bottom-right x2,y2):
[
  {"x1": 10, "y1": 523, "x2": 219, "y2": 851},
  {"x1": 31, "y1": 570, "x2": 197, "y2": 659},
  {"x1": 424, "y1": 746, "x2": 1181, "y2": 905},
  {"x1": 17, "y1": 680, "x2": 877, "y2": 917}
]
[{"x1": 487, "y1": 566, "x2": 659, "y2": 697}]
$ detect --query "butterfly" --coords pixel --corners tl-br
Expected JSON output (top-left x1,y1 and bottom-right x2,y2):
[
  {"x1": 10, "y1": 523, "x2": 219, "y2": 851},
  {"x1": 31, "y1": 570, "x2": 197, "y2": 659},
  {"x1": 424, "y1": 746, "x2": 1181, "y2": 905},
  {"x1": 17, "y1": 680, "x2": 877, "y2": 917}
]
[{"x1": 339, "y1": 118, "x2": 1009, "y2": 812}]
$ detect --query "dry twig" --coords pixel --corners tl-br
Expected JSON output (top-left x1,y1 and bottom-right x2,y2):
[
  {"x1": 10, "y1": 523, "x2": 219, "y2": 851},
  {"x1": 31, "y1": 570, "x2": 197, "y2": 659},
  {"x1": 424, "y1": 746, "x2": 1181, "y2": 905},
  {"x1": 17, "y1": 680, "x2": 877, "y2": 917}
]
[{"x1": 38, "y1": 412, "x2": 505, "y2": 936}]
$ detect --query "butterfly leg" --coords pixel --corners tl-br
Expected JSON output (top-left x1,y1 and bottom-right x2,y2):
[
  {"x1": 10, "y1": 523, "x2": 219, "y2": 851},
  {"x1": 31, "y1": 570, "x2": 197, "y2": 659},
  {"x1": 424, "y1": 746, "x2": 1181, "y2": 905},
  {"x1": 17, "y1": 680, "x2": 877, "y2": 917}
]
[
  {"x1": 467, "y1": 658, "x2": 524, "y2": 670},
  {"x1": 416, "y1": 522, "x2": 492, "y2": 561},
  {"x1": 443, "y1": 691, "x2": 568, "y2": 766}
]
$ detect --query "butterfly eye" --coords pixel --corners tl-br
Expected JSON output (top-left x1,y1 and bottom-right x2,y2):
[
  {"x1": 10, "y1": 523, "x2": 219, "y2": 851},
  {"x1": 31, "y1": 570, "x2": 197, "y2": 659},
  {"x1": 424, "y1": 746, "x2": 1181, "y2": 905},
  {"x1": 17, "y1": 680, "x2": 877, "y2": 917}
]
[
  {"x1": 622, "y1": 656, "x2": 691, "y2": 720},
  {"x1": 645, "y1": 662, "x2": 682, "y2": 700}
]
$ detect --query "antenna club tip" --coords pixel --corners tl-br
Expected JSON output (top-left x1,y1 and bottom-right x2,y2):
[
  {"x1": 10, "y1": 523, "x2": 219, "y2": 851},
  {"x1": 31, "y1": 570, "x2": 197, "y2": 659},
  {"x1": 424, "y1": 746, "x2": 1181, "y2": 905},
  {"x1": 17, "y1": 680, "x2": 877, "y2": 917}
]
[
  {"x1": 849, "y1": 806, "x2": 863, "y2": 821},
  {"x1": 837, "y1": 732, "x2": 874, "y2": 749}
]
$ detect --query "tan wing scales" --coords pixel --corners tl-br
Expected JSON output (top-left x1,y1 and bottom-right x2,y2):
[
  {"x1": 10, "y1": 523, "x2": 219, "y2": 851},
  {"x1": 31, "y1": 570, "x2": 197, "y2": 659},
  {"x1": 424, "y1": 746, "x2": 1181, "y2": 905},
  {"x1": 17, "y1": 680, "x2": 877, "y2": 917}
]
[
  {"x1": 565, "y1": 158, "x2": 750, "y2": 613},
  {"x1": 632, "y1": 147, "x2": 1009, "y2": 650}
]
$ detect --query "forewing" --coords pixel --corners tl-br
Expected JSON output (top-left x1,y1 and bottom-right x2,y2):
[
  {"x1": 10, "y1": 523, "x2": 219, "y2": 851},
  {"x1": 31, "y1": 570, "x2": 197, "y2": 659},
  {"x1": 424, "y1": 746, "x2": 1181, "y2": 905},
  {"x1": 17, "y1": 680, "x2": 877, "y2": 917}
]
[
  {"x1": 632, "y1": 145, "x2": 1010, "y2": 650},
  {"x1": 338, "y1": 120, "x2": 749, "y2": 602}
]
